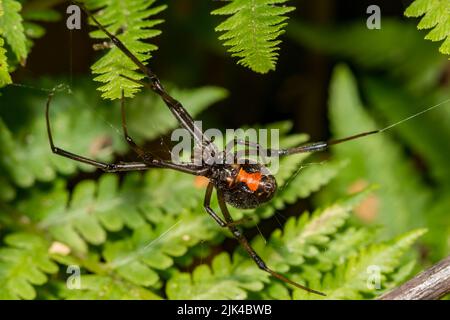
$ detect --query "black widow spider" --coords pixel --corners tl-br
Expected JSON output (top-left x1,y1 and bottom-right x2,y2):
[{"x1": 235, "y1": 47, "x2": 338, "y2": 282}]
[{"x1": 45, "y1": 4, "x2": 445, "y2": 297}]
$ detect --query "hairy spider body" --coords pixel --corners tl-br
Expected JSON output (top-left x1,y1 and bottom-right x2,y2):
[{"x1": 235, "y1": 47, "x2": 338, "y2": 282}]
[
  {"x1": 208, "y1": 163, "x2": 277, "y2": 209},
  {"x1": 46, "y1": 3, "x2": 442, "y2": 297}
]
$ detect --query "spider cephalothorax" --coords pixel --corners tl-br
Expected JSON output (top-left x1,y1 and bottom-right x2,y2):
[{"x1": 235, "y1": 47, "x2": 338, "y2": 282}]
[{"x1": 210, "y1": 163, "x2": 277, "y2": 209}]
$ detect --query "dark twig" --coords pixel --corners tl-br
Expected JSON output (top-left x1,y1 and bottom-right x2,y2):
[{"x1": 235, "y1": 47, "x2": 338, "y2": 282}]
[{"x1": 379, "y1": 255, "x2": 450, "y2": 300}]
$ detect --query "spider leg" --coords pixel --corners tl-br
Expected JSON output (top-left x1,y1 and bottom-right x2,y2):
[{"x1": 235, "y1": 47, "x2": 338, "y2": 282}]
[
  {"x1": 239, "y1": 139, "x2": 327, "y2": 157},
  {"x1": 227, "y1": 139, "x2": 270, "y2": 164},
  {"x1": 120, "y1": 75, "x2": 218, "y2": 163},
  {"x1": 274, "y1": 130, "x2": 380, "y2": 156},
  {"x1": 204, "y1": 183, "x2": 228, "y2": 227},
  {"x1": 232, "y1": 131, "x2": 379, "y2": 157},
  {"x1": 207, "y1": 188, "x2": 325, "y2": 296},
  {"x1": 46, "y1": 91, "x2": 206, "y2": 175},
  {"x1": 203, "y1": 183, "x2": 252, "y2": 227},
  {"x1": 78, "y1": 3, "x2": 208, "y2": 148}
]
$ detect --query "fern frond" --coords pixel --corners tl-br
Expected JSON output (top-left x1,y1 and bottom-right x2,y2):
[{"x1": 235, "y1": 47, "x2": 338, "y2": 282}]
[
  {"x1": 83, "y1": 0, "x2": 166, "y2": 100},
  {"x1": 0, "y1": 36, "x2": 12, "y2": 87},
  {"x1": 315, "y1": 227, "x2": 376, "y2": 272},
  {"x1": 0, "y1": 0, "x2": 6, "y2": 88},
  {"x1": 62, "y1": 275, "x2": 162, "y2": 300},
  {"x1": 0, "y1": 118, "x2": 30, "y2": 191},
  {"x1": 385, "y1": 260, "x2": 417, "y2": 290},
  {"x1": 19, "y1": 170, "x2": 206, "y2": 253},
  {"x1": 0, "y1": 1, "x2": 61, "y2": 76},
  {"x1": 293, "y1": 229, "x2": 426, "y2": 299},
  {"x1": 405, "y1": 0, "x2": 450, "y2": 57},
  {"x1": 0, "y1": 0, "x2": 26, "y2": 63},
  {"x1": 165, "y1": 190, "x2": 422, "y2": 300},
  {"x1": 212, "y1": 0, "x2": 295, "y2": 73},
  {"x1": 0, "y1": 233, "x2": 58, "y2": 300},
  {"x1": 166, "y1": 252, "x2": 267, "y2": 300},
  {"x1": 255, "y1": 191, "x2": 369, "y2": 272},
  {"x1": 103, "y1": 216, "x2": 218, "y2": 288}
]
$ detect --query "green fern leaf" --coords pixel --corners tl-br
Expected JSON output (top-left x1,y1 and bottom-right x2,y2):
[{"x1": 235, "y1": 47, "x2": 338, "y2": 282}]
[
  {"x1": 166, "y1": 192, "x2": 367, "y2": 300},
  {"x1": 18, "y1": 170, "x2": 206, "y2": 253},
  {"x1": 0, "y1": 3, "x2": 3, "y2": 81},
  {"x1": 84, "y1": 0, "x2": 166, "y2": 100},
  {"x1": 294, "y1": 229, "x2": 426, "y2": 299},
  {"x1": 0, "y1": 118, "x2": 32, "y2": 187},
  {"x1": 385, "y1": 259, "x2": 417, "y2": 290},
  {"x1": 0, "y1": 0, "x2": 27, "y2": 62},
  {"x1": 62, "y1": 275, "x2": 162, "y2": 300},
  {"x1": 166, "y1": 252, "x2": 267, "y2": 300},
  {"x1": 212, "y1": 0, "x2": 295, "y2": 73},
  {"x1": 405, "y1": 0, "x2": 450, "y2": 56},
  {"x1": 258, "y1": 282, "x2": 291, "y2": 300},
  {"x1": 315, "y1": 227, "x2": 376, "y2": 272},
  {"x1": 167, "y1": 190, "x2": 424, "y2": 300},
  {"x1": 255, "y1": 190, "x2": 369, "y2": 272},
  {"x1": 0, "y1": 36, "x2": 12, "y2": 87},
  {"x1": 0, "y1": 233, "x2": 58, "y2": 300},
  {"x1": 103, "y1": 215, "x2": 217, "y2": 287}
]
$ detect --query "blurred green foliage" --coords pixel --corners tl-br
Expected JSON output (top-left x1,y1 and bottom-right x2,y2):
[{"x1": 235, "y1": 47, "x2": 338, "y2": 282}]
[
  {"x1": 287, "y1": 17, "x2": 450, "y2": 263},
  {"x1": 0, "y1": 0, "x2": 448, "y2": 300}
]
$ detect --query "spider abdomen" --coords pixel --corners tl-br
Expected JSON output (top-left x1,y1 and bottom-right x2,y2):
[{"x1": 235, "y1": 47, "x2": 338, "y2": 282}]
[{"x1": 212, "y1": 163, "x2": 277, "y2": 209}]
